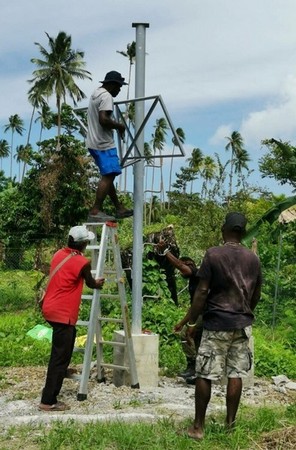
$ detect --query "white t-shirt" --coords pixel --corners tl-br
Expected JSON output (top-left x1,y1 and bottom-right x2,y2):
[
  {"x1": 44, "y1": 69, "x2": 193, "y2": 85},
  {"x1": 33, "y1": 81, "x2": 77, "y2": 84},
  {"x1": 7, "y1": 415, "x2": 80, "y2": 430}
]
[{"x1": 86, "y1": 87, "x2": 115, "y2": 150}]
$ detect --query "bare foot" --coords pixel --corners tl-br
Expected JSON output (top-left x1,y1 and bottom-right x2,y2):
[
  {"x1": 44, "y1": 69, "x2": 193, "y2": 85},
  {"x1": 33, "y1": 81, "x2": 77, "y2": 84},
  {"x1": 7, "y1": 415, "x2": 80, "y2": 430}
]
[{"x1": 187, "y1": 425, "x2": 204, "y2": 440}]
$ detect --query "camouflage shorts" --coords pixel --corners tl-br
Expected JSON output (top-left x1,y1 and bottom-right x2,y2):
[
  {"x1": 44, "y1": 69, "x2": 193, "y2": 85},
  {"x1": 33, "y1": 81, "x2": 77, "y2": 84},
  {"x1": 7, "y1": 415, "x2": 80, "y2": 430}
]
[{"x1": 195, "y1": 326, "x2": 253, "y2": 380}]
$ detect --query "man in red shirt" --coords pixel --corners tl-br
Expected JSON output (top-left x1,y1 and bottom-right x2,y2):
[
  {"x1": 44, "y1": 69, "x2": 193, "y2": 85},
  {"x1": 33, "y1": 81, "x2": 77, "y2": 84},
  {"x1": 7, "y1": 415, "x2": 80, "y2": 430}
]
[
  {"x1": 39, "y1": 225, "x2": 105, "y2": 411},
  {"x1": 186, "y1": 212, "x2": 262, "y2": 440}
]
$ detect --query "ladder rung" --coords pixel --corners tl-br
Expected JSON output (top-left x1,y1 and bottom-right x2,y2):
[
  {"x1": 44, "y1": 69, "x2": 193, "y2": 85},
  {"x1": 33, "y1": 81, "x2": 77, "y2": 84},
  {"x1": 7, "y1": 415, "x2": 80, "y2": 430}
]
[
  {"x1": 101, "y1": 363, "x2": 129, "y2": 371},
  {"x1": 86, "y1": 245, "x2": 101, "y2": 250},
  {"x1": 73, "y1": 347, "x2": 85, "y2": 353},
  {"x1": 98, "y1": 340, "x2": 126, "y2": 347},
  {"x1": 76, "y1": 320, "x2": 90, "y2": 326},
  {"x1": 81, "y1": 294, "x2": 93, "y2": 300},
  {"x1": 98, "y1": 317, "x2": 123, "y2": 323}
]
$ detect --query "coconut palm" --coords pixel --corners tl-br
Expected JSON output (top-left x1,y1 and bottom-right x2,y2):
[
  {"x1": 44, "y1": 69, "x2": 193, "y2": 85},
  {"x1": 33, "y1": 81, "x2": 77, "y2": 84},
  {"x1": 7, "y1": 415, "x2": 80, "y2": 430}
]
[
  {"x1": 187, "y1": 147, "x2": 203, "y2": 194},
  {"x1": 23, "y1": 89, "x2": 47, "y2": 177},
  {"x1": 35, "y1": 104, "x2": 53, "y2": 141},
  {"x1": 0, "y1": 139, "x2": 10, "y2": 171},
  {"x1": 117, "y1": 42, "x2": 136, "y2": 193},
  {"x1": 28, "y1": 31, "x2": 92, "y2": 148},
  {"x1": 168, "y1": 127, "x2": 186, "y2": 197},
  {"x1": 200, "y1": 155, "x2": 217, "y2": 199},
  {"x1": 117, "y1": 41, "x2": 135, "y2": 101},
  {"x1": 4, "y1": 114, "x2": 25, "y2": 178},
  {"x1": 15, "y1": 144, "x2": 33, "y2": 181},
  {"x1": 225, "y1": 131, "x2": 245, "y2": 200},
  {"x1": 151, "y1": 118, "x2": 168, "y2": 204}
]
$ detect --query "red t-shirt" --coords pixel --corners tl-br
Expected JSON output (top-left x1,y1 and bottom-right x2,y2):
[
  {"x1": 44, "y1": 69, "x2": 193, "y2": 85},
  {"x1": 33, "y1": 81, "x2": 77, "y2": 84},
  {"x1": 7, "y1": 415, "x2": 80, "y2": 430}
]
[{"x1": 42, "y1": 247, "x2": 90, "y2": 325}]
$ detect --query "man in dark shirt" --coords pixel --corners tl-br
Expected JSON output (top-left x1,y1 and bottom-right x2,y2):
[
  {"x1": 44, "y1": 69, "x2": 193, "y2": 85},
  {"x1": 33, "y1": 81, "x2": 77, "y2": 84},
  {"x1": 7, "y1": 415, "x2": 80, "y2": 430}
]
[
  {"x1": 186, "y1": 212, "x2": 262, "y2": 440},
  {"x1": 157, "y1": 240, "x2": 202, "y2": 382}
]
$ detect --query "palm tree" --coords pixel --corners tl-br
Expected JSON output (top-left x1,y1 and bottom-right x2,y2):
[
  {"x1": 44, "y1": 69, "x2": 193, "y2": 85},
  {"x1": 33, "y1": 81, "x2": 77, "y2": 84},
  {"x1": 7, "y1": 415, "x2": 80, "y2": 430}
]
[
  {"x1": 117, "y1": 41, "x2": 135, "y2": 101},
  {"x1": 35, "y1": 104, "x2": 53, "y2": 141},
  {"x1": 117, "y1": 42, "x2": 136, "y2": 193},
  {"x1": 151, "y1": 117, "x2": 168, "y2": 207},
  {"x1": 168, "y1": 127, "x2": 186, "y2": 197},
  {"x1": 225, "y1": 131, "x2": 245, "y2": 200},
  {"x1": 28, "y1": 31, "x2": 92, "y2": 148},
  {"x1": 15, "y1": 144, "x2": 33, "y2": 181},
  {"x1": 4, "y1": 114, "x2": 25, "y2": 178},
  {"x1": 187, "y1": 147, "x2": 203, "y2": 194},
  {"x1": 200, "y1": 156, "x2": 217, "y2": 199},
  {"x1": 24, "y1": 89, "x2": 47, "y2": 176},
  {"x1": 0, "y1": 139, "x2": 10, "y2": 171}
]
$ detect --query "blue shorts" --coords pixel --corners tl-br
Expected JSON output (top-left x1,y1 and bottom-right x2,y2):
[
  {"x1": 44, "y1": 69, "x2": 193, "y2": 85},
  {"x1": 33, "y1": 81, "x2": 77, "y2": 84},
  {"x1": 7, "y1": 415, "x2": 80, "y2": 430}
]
[{"x1": 88, "y1": 148, "x2": 122, "y2": 176}]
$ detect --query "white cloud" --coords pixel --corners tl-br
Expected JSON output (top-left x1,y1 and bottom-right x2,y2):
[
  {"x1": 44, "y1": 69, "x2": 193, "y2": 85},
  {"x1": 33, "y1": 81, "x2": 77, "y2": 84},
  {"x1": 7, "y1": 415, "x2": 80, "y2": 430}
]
[
  {"x1": 240, "y1": 75, "x2": 296, "y2": 145},
  {"x1": 209, "y1": 124, "x2": 234, "y2": 146}
]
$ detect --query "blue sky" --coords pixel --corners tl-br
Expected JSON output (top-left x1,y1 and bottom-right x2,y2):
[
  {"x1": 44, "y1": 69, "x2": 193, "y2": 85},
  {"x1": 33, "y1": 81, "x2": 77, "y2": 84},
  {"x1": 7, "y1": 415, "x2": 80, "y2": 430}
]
[{"x1": 1, "y1": 0, "x2": 296, "y2": 197}]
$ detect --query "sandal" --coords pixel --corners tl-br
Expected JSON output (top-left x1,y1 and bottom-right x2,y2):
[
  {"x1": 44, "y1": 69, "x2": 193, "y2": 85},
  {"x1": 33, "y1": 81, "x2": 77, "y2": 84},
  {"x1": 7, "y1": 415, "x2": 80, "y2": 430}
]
[
  {"x1": 115, "y1": 209, "x2": 133, "y2": 219},
  {"x1": 38, "y1": 401, "x2": 70, "y2": 412}
]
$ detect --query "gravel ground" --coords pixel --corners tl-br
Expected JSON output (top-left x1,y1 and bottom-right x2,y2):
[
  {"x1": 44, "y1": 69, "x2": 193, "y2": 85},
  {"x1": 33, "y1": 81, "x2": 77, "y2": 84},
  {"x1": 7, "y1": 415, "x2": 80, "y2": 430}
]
[{"x1": 0, "y1": 366, "x2": 295, "y2": 428}]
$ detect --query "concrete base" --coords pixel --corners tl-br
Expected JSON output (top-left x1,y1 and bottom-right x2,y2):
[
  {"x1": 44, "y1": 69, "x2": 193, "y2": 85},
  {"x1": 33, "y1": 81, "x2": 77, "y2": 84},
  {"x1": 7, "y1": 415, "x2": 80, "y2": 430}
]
[{"x1": 113, "y1": 331, "x2": 159, "y2": 388}]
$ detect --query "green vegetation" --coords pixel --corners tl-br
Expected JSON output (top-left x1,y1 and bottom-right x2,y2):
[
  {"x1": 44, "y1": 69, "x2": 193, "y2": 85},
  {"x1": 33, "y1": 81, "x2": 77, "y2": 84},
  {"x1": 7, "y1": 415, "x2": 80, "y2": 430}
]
[{"x1": 0, "y1": 406, "x2": 295, "y2": 449}]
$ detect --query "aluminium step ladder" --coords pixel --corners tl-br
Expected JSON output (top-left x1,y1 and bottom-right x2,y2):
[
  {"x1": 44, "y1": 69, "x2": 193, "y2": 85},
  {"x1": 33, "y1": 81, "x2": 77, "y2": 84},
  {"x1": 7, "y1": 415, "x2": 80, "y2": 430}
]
[{"x1": 74, "y1": 221, "x2": 139, "y2": 401}]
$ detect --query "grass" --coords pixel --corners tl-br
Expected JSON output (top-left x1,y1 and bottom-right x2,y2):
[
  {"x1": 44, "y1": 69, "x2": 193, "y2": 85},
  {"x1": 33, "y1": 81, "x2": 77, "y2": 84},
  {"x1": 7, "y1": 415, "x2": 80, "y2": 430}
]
[{"x1": 0, "y1": 405, "x2": 295, "y2": 449}]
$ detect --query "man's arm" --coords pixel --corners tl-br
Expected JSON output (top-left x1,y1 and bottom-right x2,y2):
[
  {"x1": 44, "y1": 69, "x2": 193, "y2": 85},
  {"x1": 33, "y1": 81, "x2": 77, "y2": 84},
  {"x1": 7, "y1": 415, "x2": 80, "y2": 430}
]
[
  {"x1": 81, "y1": 262, "x2": 105, "y2": 289},
  {"x1": 250, "y1": 279, "x2": 262, "y2": 311},
  {"x1": 99, "y1": 110, "x2": 125, "y2": 137},
  {"x1": 187, "y1": 278, "x2": 209, "y2": 324},
  {"x1": 156, "y1": 240, "x2": 192, "y2": 277}
]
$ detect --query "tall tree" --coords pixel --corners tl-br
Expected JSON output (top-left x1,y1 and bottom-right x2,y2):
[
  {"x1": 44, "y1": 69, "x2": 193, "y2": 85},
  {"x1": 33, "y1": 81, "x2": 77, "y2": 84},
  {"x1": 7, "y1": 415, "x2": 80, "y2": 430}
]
[
  {"x1": 24, "y1": 89, "x2": 47, "y2": 177},
  {"x1": 200, "y1": 155, "x2": 217, "y2": 199},
  {"x1": 35, "y1": 104, "x2": 53, "y2": 141},
  {"x1": 116, "y1": 41, "x2": 135, "y2": 101},
  {"x1": 28, "y1": 31, "x2": 92, "y2": 148},
  {"x1": 260, "y1": 139, "x2": 296, "y2": 190},
  {"x1": 151, "y1": 117, "x2": 168, "y2": 208},
  {"x1": 187, "y1": 147, "x2": 203, "y2": 194},
  {"x1": 0, "y1": 139, "x2": 10, "y2": 171},
  {"x1": 4, "y1": 114, "x2": 25, "y2": 178},
  {"x1": 225, "y1": 131, "x2": 245, "y2": 200},
  {"x1": 168, "y1": 127, "x2": 186, "y2": 197},
  {"x1": 15, "y1": 144, "x2": 33, "y2": 182},
  {"x1": 117, "y1": 42, "x2": 136, "y2": 193}
]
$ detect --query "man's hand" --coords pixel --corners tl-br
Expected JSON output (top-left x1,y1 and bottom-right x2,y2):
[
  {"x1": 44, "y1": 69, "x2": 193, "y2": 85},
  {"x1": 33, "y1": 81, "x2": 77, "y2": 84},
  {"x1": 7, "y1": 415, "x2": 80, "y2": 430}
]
[
  {"x1": 173, "y1": 321, "x2": 183, "y2": 333},
  {"x1": 95, "y1": 277, "x2": 105, "y2": 289},
  {"x1": 117, "y1": 123, "x2": 125, "y2": 140},
  {"x1": 185, "y1": 324, "x2": 197, "y2": 341},
  {"x1": 156, "y1": 240, "x2": 167, "y2": 254}
]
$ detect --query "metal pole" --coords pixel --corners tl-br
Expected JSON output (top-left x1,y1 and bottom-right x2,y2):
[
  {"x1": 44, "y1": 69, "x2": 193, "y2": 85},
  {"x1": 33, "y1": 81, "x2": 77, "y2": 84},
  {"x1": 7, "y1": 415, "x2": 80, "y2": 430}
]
[{"x1": 131, "y1": 23, "x2": 149, "y2": 334}]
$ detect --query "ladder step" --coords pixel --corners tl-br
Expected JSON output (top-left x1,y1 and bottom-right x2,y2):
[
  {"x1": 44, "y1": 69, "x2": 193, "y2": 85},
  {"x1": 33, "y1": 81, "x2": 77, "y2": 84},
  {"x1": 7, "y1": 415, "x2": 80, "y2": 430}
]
[
  {"x1": 101, "y1": 363, "x2": 129, "y2": 371},
  {"x1": 98, "y1": 340, "x2": 126, "y2": 347},
  {"x1": 98, "y1": 317, "x2": 124, "y2": 324},
  {"x1": 86, "y1": 245, "x2": 101, "y2": 250},
  {"x1": 73, "y1": 347, "x2": 85, "y2": 353},
  {"x1": 76, "y1": 320, "x2": 90, "y2": 326},
  {"x1": 81, "y1": 294, "x2": 93, "y2": 300}
]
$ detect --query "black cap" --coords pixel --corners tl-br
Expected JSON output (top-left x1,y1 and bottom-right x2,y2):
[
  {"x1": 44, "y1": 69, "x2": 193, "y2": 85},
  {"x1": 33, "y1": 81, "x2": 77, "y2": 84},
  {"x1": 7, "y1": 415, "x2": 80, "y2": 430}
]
[
  {"x1": 223, "y1": 212, "x2": 247, "y2": 232},
  {"x1": 100, "y1": 71, "x2": 127, "y2": 86}
]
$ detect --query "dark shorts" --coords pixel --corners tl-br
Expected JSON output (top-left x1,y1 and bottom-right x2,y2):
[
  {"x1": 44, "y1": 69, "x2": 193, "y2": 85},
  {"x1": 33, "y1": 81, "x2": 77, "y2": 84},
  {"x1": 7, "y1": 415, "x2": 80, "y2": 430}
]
[
  {"x1": 195, "y1": 326, "x2": 253, "y2": 380},
  {"x1": 88, "y1": 148, "x2": 122, "y2": 176}
]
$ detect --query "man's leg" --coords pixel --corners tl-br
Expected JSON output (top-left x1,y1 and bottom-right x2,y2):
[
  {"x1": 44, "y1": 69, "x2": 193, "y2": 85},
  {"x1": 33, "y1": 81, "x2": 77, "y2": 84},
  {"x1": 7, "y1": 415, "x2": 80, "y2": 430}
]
[
  {"x1": 91, "y1": 174, "x2": 116, "y2": 214},
  {"x1": 41, "y1": 323, "x2": 75, "y2": 406},
  {"x1": 188, "y1": 377, "x2": 211, "y2": 440},
  {"x1": 226, "y1": 377, "x2": 242, "y2": 429}
]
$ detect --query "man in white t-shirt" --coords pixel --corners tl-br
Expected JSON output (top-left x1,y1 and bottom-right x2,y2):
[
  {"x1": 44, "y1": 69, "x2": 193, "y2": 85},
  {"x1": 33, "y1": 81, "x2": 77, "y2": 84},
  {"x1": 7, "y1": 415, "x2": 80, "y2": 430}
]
[{"x1": 86, "y1": 71, "x2": 133, "y2": 222}]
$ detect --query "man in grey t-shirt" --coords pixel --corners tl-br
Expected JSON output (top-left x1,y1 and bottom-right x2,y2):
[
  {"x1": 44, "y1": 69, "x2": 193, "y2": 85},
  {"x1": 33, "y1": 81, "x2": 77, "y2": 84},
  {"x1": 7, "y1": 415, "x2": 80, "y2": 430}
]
[
  {"x1": 185, "y1": 212, "x2": 262, "y2": 440},
  {"x1": 86, "y1": 71, "x2": 133, "y2": 222}
]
